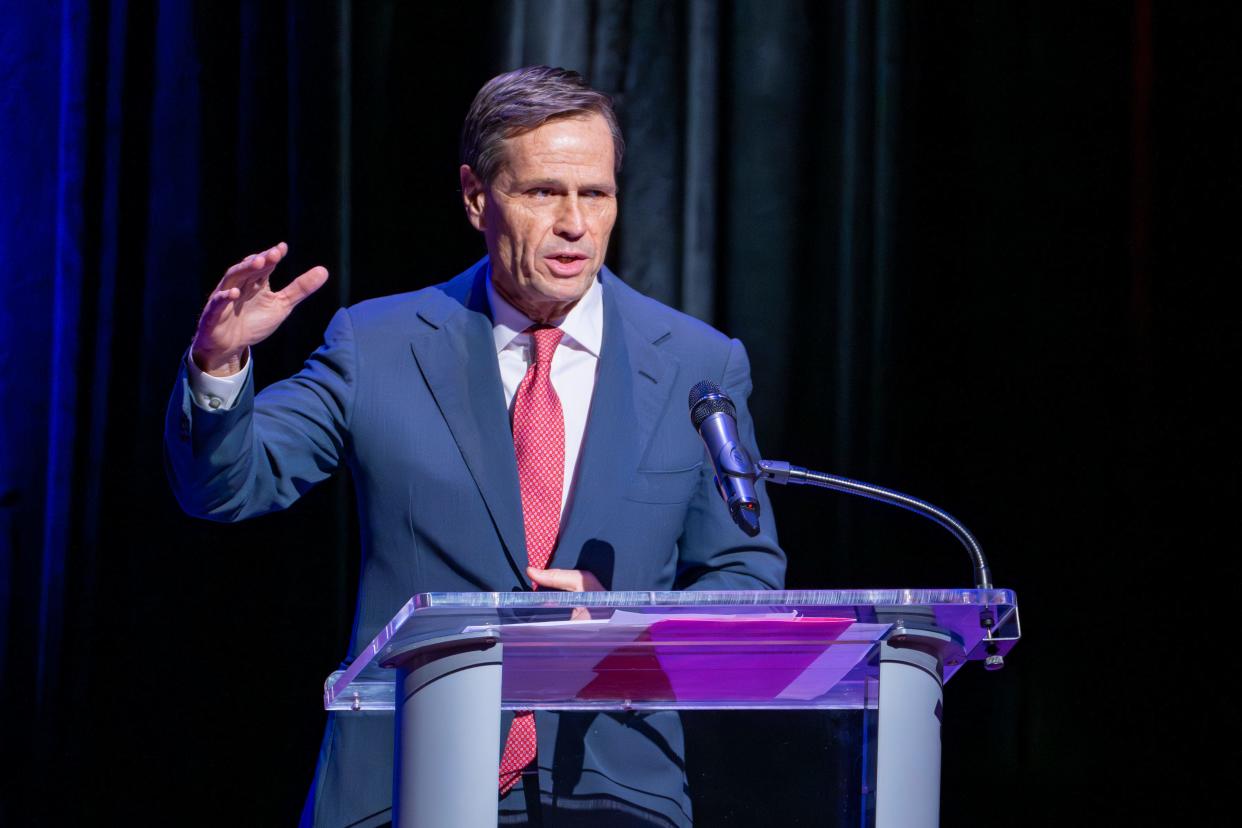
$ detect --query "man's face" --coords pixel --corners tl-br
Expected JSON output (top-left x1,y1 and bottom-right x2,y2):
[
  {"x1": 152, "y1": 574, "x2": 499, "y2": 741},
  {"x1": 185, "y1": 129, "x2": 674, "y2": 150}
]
[{"x1": 461, "y1": 113, "x2": 618, "y2": 323}]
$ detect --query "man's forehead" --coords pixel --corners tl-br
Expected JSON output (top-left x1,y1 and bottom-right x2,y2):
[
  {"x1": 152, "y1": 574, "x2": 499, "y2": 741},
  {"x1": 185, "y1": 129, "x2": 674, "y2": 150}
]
[{"x1": 497, "y1": 115, "x2": 615, "y2": 174}]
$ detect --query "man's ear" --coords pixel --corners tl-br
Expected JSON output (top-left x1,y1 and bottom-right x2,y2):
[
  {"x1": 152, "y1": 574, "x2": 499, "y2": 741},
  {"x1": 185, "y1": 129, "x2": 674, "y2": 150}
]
[{"x1": 460, "y1": 165, "x2": 487, "y2": 232}]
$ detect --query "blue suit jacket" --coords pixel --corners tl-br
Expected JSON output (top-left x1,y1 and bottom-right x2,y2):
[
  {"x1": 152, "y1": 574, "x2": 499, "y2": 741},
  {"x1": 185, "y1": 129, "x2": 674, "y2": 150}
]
[{"x1": 165, "y1": 259, "x2": 785, "y2": 827}]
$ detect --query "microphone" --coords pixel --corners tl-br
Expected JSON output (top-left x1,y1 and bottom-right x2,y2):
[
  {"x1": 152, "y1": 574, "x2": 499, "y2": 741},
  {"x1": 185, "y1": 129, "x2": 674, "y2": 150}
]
[{"x1": 689, "y1": 381, "x2": 761, "y2": 537}]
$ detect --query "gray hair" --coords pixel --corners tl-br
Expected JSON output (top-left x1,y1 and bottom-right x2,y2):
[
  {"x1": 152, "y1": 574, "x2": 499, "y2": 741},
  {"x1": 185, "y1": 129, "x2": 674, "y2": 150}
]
[{"x1": 461, "y1": 66, "x2": 624, "y2": 185}]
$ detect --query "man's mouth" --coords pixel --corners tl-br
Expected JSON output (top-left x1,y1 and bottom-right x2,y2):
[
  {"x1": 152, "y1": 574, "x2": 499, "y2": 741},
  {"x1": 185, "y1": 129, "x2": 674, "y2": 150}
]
[{"x1": 544, "y1": 252, "x2": 590, "y2": 277}]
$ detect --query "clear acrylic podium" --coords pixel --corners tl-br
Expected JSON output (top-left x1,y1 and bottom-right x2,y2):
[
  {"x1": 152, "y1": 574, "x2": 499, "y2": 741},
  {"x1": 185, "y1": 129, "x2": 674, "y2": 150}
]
[{"x1": 325, "y1": 589, "x2": 1019, "y2": 828}]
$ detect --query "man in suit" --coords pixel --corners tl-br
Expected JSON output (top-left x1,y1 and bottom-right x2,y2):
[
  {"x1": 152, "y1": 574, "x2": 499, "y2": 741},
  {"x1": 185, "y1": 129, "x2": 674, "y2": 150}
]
[{"x1": 166, "y1": 66, "x2": 784, "y2": 827}]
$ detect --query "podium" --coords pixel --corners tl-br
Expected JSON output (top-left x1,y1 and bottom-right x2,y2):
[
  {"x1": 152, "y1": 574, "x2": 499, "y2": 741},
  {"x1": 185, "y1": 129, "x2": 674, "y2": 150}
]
[{"x1": 325, "y1": 588, "x2": 1019, "y2": 828}]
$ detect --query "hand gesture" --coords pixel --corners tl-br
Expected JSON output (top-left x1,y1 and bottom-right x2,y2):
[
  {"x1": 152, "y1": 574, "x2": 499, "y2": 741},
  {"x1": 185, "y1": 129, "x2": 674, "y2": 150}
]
[{"x1": 191, "y1": 242, "x2": 328, "y2": 375}]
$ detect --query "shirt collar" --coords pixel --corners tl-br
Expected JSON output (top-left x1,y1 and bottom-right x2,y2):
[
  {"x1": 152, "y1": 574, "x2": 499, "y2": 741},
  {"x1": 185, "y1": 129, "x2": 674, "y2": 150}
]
[{"x1": 486, "y1": 264, "x2": 604, "y2": 358}]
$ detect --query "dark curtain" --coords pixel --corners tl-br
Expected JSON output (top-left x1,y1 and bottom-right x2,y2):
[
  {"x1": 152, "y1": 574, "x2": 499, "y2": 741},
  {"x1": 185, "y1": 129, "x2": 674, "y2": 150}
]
[{"x1": 2, "y1": 1, "x2": 1236, "y2": 824}]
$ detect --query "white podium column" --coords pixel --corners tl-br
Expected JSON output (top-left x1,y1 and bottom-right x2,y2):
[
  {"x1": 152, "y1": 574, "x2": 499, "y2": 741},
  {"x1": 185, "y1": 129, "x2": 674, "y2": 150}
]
[
  {"x1": 390, "y1": 634, "x2": 503, "y2": 828},
  {"x1": 875, "y1": 628, "x2": 950, "y2": 828}
]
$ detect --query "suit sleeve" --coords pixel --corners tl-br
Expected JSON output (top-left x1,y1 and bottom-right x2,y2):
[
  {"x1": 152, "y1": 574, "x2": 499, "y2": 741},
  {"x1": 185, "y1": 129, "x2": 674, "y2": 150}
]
[
  {"x1": 163, "y1": 307, "x2": 357, "y2": 522},
  {"x1": 675, "y1": 338, "x2": 787, "y2": 591}
]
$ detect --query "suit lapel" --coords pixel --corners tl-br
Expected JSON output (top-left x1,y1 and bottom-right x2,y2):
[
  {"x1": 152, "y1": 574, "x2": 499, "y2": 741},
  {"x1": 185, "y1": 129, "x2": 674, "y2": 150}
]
[
  {"x1": 408, "y1": 264, "x2": 530, "y2": 579},
  {"x1": 553, "y1": 274, "x2": 679, "y2": 571}
]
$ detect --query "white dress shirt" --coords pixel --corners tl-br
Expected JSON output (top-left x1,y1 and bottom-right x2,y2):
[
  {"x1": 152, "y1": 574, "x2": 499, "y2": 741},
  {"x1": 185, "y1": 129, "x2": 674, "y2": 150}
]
[{"x1": 186, "y1": 268, "x2": 604, "y2": 518}]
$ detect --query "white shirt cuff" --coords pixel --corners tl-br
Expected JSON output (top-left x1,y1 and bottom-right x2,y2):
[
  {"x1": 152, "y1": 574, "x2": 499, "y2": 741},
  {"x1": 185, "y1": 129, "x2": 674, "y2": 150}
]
[{"x1": 186, "y1": 350, "x2": 251, "y2": 411}]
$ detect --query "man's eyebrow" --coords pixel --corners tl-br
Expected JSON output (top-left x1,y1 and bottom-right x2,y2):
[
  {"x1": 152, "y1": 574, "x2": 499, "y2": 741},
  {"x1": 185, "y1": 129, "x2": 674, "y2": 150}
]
[
  {"x1": 511, "y1": 178, "x2": 617, "y2": 194},
  {"x1": 583, "y1": 182, "x2": 618, "y2": 194},
  {"x1": 513, "y1": 178, "x2": 561, "y2": 189}
]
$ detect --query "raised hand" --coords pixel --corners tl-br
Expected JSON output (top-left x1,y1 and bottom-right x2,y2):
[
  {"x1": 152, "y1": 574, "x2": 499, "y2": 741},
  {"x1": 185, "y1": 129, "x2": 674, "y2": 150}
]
[{"x1": 191, "y1": 242, "x2": 328, "y2": 376}]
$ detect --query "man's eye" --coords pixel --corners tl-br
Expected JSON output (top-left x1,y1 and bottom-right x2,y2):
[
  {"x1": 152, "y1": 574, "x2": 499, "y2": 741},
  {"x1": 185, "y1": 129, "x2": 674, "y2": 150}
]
[{"x1": 528, "y1": 188, "x2": 553, "y2": 198}]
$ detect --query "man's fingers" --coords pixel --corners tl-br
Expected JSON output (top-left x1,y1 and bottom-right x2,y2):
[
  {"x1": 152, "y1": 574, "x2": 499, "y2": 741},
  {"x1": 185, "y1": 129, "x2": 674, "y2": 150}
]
[
  {"x1": 526, "y1": 567, "x2": 605, "y2": 592},
  {"x1": 527, "y1": 568, "x2": 603, "y2": 622},
  {"x1": 277, "y1": 265, "x2": 329, "y2": 307},
  {"x1": 528, "y1": 567, "x2": 581, "y2": 591},
  {"x1": 253, "y1": 242, "x2": 287, "y2": 272},
  {"x1": 221, "y1": 242, "x2": 287, "y2": 285},
  {"x1": 199, "y1": 286, "x2": 242, "y2": 327}
]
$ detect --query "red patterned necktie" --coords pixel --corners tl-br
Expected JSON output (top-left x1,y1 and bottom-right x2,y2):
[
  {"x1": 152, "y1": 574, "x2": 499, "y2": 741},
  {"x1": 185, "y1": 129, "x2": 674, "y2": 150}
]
[{"x1": 499, "y1": 325, "x2": 565, "y2": 794}]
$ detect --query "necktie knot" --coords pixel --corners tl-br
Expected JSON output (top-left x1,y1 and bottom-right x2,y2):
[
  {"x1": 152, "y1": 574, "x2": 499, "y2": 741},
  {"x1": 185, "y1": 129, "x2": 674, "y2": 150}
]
[{"x1": 528, "y1": 325, "x2": 564, "y2": 366}]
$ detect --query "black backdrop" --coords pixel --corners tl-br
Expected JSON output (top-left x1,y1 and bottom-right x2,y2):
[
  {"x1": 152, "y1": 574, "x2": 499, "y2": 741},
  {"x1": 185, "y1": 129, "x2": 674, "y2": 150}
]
[{"x1": 2, "y1": 1, "x2": 1237, "y2": 824}]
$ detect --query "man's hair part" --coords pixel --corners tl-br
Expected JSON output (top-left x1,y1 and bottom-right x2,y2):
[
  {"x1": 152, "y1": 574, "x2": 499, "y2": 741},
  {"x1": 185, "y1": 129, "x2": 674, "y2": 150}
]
[{"x1": 461, "y1": 65, "x2": 625, "y2": 186}]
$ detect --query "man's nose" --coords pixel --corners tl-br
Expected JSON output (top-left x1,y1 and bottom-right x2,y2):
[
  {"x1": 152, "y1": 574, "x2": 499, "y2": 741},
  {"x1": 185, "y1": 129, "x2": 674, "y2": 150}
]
[{"x1": 554, "y1": 195, "x2": 586, "y2": 239}]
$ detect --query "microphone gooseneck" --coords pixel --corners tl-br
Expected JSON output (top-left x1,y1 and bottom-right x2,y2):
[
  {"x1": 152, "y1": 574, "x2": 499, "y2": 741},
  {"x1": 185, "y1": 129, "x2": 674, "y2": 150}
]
[
  {"x1": 687, "y1": 380, "x2": 995, "y2": 591},
  {"x1": 755, "y1": 460, "x2": 993, "y2": 590}
]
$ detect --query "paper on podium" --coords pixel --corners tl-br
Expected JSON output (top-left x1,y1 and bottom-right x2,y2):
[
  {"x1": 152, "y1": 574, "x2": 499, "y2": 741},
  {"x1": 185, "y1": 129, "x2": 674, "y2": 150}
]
[{"x1": 467, "y1": 610, "x2": 888, "y2": 706}]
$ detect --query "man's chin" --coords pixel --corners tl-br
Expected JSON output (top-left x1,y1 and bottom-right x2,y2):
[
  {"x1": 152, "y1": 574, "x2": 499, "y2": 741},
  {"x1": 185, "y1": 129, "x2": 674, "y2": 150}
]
[
  {"x1": 537, "y1": 267, "x2": 595, "y2": 292},
  {"x1": 524, "y1": 278, "x2": 594, "y2": 321}
]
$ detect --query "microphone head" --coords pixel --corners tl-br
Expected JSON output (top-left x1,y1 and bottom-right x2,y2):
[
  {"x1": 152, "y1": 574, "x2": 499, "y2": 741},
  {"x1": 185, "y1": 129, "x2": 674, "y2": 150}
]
[
  {"x1": 733, "y1": 502, "x2": 761, "y2": 537},
  {"x1": 689, "y1": 380, "x2": 737, "y2": 430}
]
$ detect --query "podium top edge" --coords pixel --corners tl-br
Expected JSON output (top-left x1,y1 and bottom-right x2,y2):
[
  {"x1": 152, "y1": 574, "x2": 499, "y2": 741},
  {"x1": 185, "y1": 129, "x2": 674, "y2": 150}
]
[{"x1": 409, "y1": 588, "x2": 1017, "y2": 610}]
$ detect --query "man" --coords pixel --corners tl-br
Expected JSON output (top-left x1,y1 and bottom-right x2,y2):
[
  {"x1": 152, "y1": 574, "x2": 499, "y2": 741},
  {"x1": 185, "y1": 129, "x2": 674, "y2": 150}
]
[{"x1": 166, "y1": 66, "x2": 784, "y2": 827}]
